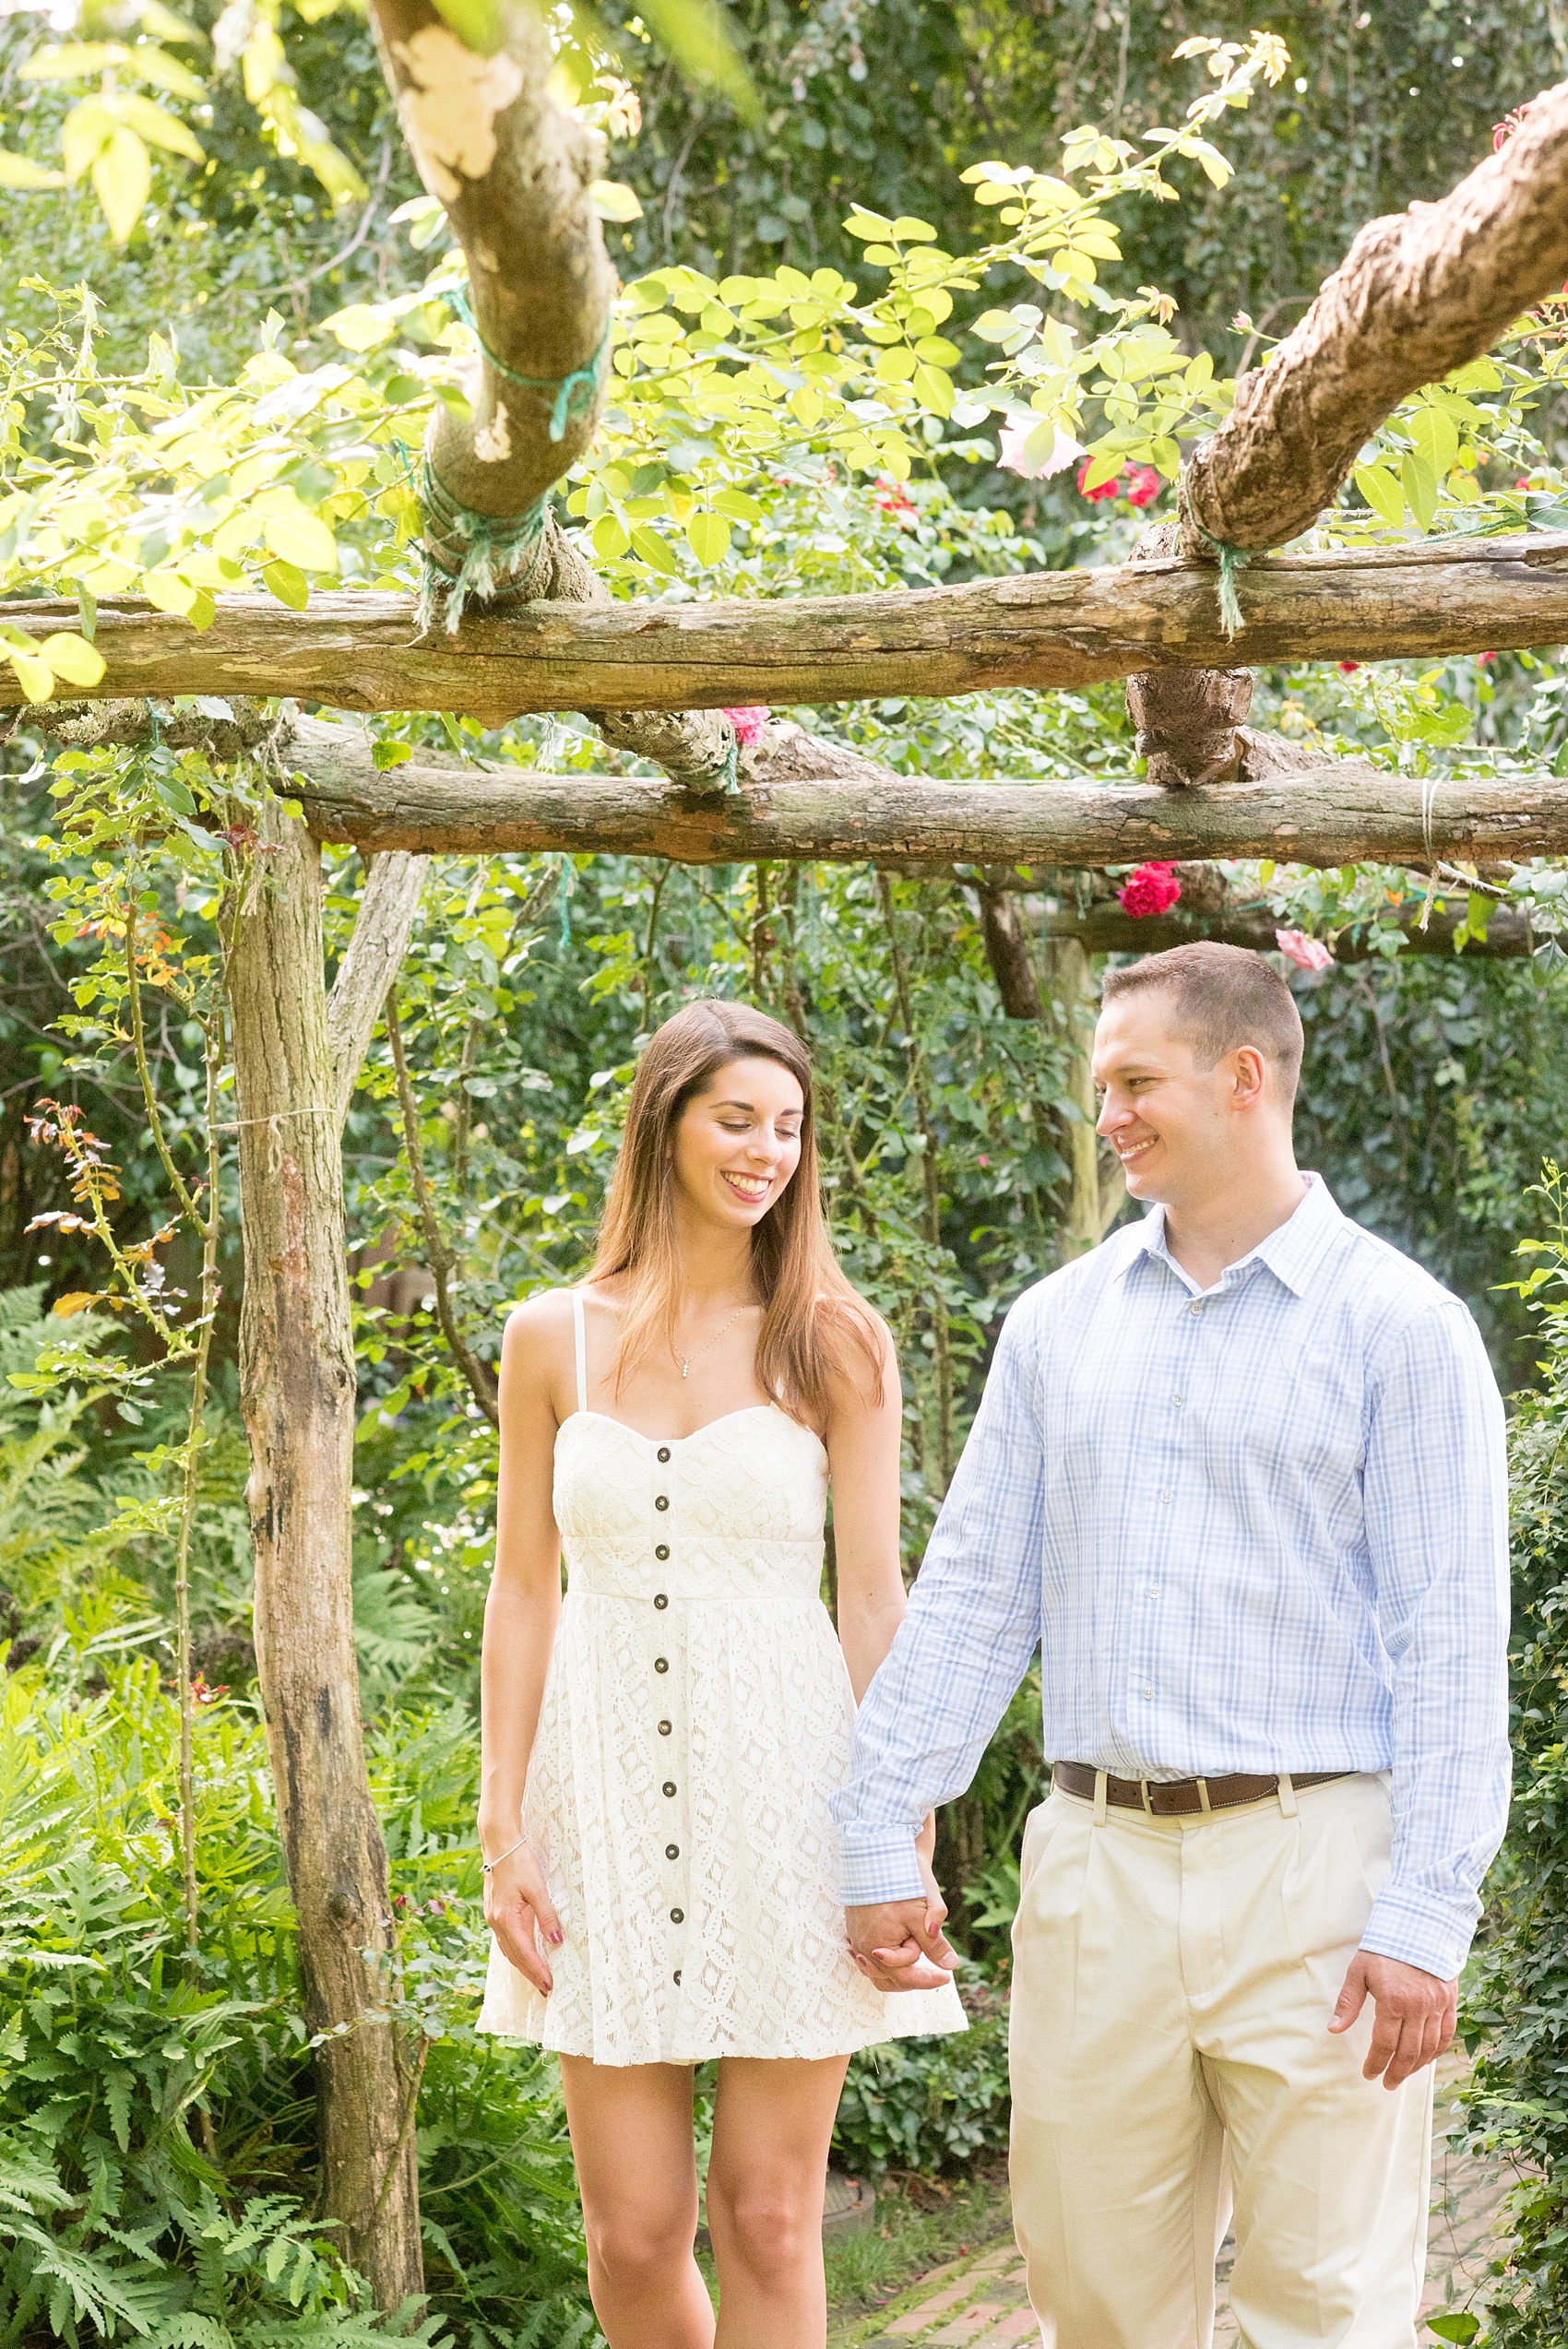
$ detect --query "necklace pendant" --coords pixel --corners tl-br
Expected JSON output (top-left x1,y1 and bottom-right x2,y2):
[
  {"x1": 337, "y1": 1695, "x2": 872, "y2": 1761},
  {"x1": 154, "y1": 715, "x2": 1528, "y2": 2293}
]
[{"x1": 681, "y1": 1359, "x2": 689, "y2": 1379}]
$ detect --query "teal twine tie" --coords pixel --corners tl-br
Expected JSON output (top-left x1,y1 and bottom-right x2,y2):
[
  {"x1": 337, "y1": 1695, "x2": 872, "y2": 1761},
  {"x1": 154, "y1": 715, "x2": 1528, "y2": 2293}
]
[
  {"x1": 417, "y1": 457, "x2": 550, "y2": 635},
  {"x1": 449, "y1": 286, "x2": 611, "y2": 443}
]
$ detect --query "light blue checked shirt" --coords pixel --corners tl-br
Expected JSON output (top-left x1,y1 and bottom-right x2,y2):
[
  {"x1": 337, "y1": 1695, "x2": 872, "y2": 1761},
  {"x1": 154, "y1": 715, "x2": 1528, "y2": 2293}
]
[{"x1": 835, "y1": 1176, "x2": 1511, "y2": 1980}]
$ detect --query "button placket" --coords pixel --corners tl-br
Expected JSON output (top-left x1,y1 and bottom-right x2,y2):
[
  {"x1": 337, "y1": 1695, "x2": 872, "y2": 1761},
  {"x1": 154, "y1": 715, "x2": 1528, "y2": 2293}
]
[{"x1": 650, "y1": 1444, "x2": 689, "y2": 1992}]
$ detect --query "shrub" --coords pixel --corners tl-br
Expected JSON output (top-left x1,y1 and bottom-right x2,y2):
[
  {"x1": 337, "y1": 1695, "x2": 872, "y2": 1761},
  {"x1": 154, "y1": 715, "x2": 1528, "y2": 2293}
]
[{"x1": 831, "y1": 1986, "x2": 1011, "y2": 2177}]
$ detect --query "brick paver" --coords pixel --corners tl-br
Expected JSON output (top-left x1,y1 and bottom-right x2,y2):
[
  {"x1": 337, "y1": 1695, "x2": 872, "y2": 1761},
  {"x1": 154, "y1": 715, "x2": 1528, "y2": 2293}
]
[{"x1": 835, "y1": 2055, "x2": 1511, "y2": 2347}]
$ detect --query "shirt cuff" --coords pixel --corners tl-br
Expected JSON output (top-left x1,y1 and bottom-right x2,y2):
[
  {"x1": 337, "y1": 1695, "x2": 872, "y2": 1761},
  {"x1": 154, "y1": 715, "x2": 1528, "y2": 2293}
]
[
  {"x1": 837, "y1": 1828, "x2": 927, "y2": 1909},
  {"x1": 1358, "y1": 1885, "x2": 1478, "y2": 1982}
]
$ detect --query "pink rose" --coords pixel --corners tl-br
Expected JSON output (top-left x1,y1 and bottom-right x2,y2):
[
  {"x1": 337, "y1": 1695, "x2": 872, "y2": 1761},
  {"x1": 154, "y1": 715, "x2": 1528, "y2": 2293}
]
[
  {"x1": 1276, "y1": 928, "x2": 1334, "y2": 972},
  {"x1": 722, "y1": 706, "x2": 769, "y2": 747},
  {"x1": 998, "y1": 419, "x2": 1087, "y2": 480},
  {"x1": 1118, "y1": 861, "x2": 1182, "y2": 918}
]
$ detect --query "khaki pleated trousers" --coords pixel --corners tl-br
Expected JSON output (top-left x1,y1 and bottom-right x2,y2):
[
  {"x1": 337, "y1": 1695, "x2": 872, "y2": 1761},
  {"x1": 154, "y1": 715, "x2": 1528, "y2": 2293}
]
[{"x1": 1008, "y1": 1773, "x2": 1433, "y2": 2349}]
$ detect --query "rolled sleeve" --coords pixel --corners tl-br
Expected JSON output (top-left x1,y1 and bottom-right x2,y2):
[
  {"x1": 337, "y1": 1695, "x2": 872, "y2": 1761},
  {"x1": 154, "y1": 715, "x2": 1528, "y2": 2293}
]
[{"x1": 833, "y1": 1299, "x2": 1046, "y2": 1905}]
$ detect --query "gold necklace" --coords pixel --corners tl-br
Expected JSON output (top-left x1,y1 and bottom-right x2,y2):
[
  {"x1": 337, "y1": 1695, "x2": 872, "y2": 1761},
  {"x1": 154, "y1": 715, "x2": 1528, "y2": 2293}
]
[{"x1": 672, "y1": 1304, "x2": 749, "y2": 1380}]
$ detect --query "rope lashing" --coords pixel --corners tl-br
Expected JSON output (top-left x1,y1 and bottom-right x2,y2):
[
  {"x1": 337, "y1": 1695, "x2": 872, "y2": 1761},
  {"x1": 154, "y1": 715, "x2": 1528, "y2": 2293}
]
[
  {"x1": 417, "y1": 457, "x2": 550, "y2": 635},
  {"x1": 448, "y1": 286, "x2": 611, "y2": 443},
  {"x1": 1188, "y1": 516, "x2": 1255, "y2": 639}
]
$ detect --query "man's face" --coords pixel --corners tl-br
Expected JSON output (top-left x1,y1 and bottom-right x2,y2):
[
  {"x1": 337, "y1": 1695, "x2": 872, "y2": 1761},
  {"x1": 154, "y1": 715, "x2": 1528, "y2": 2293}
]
[{"x1": 1091, "y1": 991, "x2": 1253, "y2": 1207}]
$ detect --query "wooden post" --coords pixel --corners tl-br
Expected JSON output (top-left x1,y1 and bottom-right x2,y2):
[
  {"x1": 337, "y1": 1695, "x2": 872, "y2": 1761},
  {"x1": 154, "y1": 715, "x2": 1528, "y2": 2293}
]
[{"x1": 226, "y1": 804, "x2": 428, "y2": 2309}]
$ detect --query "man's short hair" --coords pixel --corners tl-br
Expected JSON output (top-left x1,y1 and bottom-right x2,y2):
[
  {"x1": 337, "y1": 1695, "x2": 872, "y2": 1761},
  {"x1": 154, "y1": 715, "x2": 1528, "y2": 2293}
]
[{"x1": 1099, "y1": 942, "x2": 1304, "y2": 1105}]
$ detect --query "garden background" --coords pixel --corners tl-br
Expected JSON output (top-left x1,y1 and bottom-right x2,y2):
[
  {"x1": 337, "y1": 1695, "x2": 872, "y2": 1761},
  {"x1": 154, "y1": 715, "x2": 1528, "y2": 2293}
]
[{"x1": 6, "y1": 2, "x2": 1568, "y2": 2343}]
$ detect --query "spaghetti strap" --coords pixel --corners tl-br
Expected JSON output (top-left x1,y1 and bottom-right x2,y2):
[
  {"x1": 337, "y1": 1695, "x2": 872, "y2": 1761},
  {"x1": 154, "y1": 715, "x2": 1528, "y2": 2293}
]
[{"x1": 572, "y1": 1288, "x2": 588, "y2": 1416}]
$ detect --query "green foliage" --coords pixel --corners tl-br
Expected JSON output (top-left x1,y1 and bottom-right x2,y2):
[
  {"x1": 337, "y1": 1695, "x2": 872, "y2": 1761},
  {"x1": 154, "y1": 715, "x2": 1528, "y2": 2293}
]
[
  {"x1": 1445, "y1": 1169, "x2": 1568, "y2": 2341},
  {"x1": 830, "y1": 1992, "x2": 1011, "y2": 2177}
]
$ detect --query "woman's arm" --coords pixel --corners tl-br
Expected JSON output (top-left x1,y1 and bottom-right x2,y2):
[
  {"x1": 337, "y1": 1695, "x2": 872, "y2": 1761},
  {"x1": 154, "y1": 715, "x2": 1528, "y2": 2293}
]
[
  {"x1": 824, "y1": 1314, "x2": 907, "y2": 1703},
  {"x1": 479, "y1": 1291, "x2": 572, "y2": 1995}
]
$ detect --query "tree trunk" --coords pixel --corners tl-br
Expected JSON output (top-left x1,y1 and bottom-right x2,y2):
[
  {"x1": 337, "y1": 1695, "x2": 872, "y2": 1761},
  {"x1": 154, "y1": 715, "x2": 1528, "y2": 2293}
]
[
  {"x1": 1039, "y1": 939, "x2": 1123, "y2": 1257},
  {"x1": 225, "y1": 798, "x2": 422, "y2": 2312}
]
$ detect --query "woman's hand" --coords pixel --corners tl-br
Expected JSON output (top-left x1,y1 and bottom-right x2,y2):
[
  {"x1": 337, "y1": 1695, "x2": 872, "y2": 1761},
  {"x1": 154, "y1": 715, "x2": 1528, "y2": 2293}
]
[
  {"x1": 914, "y1": 1815, "x2": 949, "y2": 1948},
  {"x1": 483, "y1": 1841, "x2": 563, "y2": 1997}
]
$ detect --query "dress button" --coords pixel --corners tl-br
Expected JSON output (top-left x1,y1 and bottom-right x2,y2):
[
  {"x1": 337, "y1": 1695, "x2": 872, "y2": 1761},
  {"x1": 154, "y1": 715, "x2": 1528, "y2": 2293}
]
[
  {"x1": 666, "y1": 1843, "x2": 679, "y2": 1859},
  {"x1": 654, "y1": 1592, "x2": 668, "y2": 1608},
  {"x1": 663, "y1": 1781, "x2": 677, "y2": 1797},
  {"x1": 657, "y1": 1446, "x2": 671, "y2": 1464},
  {"x1": 655, "y1": 1494, "x2": 670, "y2": 1512},
  {"x1": 671, "y1": 1908, "x2": 684, "y2": 1925},
  {"x1": 655, "y1": 1656, "x2": 669, "y2": 1673},
  {"x1": 673, "y1": 1969, "x2": 682, "y2": 1985},
  {"x1": 658, "y1": 1719, "x2": 671, "y2": 1735},
  {"x1": 655, "y1": 1547, "x2": 670, "y2": 1563}
]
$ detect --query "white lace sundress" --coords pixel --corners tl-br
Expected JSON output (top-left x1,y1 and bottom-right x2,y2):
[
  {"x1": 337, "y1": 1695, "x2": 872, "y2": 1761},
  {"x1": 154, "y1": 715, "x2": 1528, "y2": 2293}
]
[{"x1": 477, "y1": 1289, "x2": 967, "y2": 2065}]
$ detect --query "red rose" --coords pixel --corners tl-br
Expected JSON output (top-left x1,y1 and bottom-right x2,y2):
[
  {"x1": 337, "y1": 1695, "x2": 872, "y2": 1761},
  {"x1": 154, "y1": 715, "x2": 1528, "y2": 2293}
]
[
  {"x1": 1124, "y1": 465, "x2": 1161, "y2": 508},
  {"x1": 1076, "y1": 458, "x2": 1121, "y2": 504},
  {"x1": 1118, "y1": 861, "x2": 1182, "y2": 918},
  {"x1": 1338, "y1": 659, "x2": 1360, "y2": 674}
]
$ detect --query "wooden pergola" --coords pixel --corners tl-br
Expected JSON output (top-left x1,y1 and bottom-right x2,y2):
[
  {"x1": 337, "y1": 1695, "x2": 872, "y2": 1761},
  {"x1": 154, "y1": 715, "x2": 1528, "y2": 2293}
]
[{"x1": 18, "y1": 11, "x2": 1568, "y2": 2310}]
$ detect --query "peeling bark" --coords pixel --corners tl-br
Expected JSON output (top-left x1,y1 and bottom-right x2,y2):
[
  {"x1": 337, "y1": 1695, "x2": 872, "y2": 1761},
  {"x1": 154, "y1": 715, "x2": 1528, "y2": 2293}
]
[
  {"x1": 1184, "y1": 80, "x2": 1568, "y2": 551},
  {"x1": 278, "y1": 713, "x2": 1568, "y2": 870},
  {"x1": 9, "y1": 532, "x2": 1568, "y2": 716},
  {"x1": 226, "y1": 800, "x2": 425, "y2": 2311}
]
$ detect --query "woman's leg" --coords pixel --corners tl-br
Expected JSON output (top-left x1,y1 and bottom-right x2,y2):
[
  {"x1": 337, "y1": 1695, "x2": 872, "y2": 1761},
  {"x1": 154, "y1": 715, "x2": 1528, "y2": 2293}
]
[
  {"x1": 557, "y1": 2055, "x2": 715, "y2": 2349},
  {"x1": 705, "y1": 2054, "x2": 851, "y2": 2349}
]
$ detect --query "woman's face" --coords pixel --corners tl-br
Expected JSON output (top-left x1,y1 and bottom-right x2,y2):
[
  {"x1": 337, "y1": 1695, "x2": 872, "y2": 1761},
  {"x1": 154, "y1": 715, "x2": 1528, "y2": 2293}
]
[{"x1": 670, "y1": 1055, "x2": 805, "y2": 1236}]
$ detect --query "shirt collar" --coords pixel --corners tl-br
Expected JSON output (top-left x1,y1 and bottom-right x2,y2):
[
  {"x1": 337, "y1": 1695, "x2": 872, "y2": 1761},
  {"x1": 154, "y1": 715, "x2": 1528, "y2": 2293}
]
[{"x1": 1117, "y1": 1172, "x2": 1343, "y2": 1299}]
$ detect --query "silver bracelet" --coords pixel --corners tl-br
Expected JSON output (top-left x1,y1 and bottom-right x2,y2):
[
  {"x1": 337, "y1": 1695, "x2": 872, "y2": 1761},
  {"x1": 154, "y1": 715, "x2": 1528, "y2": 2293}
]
[{"x1": 481, "y1": 1833, "x2": 528, "y2": 1875}]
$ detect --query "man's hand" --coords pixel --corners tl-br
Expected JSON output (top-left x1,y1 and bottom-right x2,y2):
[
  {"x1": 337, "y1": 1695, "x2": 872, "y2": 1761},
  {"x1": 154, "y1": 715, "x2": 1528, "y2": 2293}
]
[
  {"x1": 846, "y1": 1893, "x2": 958, "y2": 1994},
  {"x1": 1329, "y1": 1951, "x2": 1457, "y2": 2088}
]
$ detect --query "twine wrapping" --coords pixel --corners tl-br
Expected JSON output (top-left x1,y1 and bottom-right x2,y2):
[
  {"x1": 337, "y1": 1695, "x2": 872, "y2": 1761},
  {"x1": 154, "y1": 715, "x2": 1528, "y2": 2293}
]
[
  {"x1": 1178, "y1": 471, "x2": 1257, "y2": 640},
  {"x1": 450, "y1": 287, "x2": 611, "y2": 443},
  {"x1": 417, "y1": 458, "x2": 550, "y2": 635}
]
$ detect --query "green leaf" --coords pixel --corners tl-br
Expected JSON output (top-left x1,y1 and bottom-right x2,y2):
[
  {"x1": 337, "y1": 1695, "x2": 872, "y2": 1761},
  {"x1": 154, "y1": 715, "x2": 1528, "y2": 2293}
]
[
  {"x1": 685, "y1": 512, "x2": 731, "y2": 565},
  {"x1": 1408, "y1": 405, "x2": 1459, "y2": 480},
  {"x1": 590, "y1": 515, "x2": 629, "y2": 559},
  {"x1": 1354, "y1": 461, "x2": 1405, "y2": 530},
  {"x1": 426, "y1": 0, "x2": 504, "y2": 54},
  {"x1": 625, "y1": 0, "x2": 758, "y2": 122},
  {"x1": 260, "y1": 558, "x2": 309, "y2": 610},
  {"x1": 1400, "y1": 450, "x2": 1439, "y2": 532},
  {"x1": 1425, "y1": 2317, "x2": 1481, "y2": 2343},
  {"x1": 629, "y1": 525, "x2": 680, "y2": 575},
  {"x1": 1081, "y1": 448, "x2": 1123, "y2": 492},
  {"x1": 0, "y1": 148, "x2": 65, "y2": 189},
  {"x1": 372, "y1": 740, "x2": 412, "y2": 769},
  {"x1": 712, "y1": 490, "x2": 763, "y2": 522},
  {"x1": 590, "y1": 179, "x2": 644, "y2": 222},
  {"x1": 37, "y1": 633, "x2": 106, "y2": 688},
  {"x1": 90, "y1": 125, "x2": 150, "y2": 243},
  {"x1": 262, "y1": 503, "x2": 338, "y2": 574}
]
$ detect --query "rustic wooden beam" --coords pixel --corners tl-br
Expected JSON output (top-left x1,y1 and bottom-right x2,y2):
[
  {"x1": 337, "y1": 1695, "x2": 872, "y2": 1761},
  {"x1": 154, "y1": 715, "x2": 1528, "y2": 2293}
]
[
  {"x1": 7, "y1": 533, "x2": 1567, "y2": 718},
  {"x1": 1035, "y1": 899, "x2": 1532, "y2": 960},
  {"x1": 281, "y1": 717, "x2": 1568, "y2": 867}
]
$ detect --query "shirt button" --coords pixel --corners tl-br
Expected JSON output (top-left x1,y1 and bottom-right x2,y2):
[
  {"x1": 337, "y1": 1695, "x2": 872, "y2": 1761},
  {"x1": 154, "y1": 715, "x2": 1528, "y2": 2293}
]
[
  {"x1": 654, "y1": 1592, "x2": 668, "y2": 1608},
  {"x1": 657, "y1": 1446, "x2": 671, "y2": 1464},
  {"x1": 1143, "y1": 1684, "x2": 1155, "y2": 1700},
  {"x1": 662, "y1": 1781, "x2": 677, "y2": 1797},
  {"x1": 655, "y1": 1495, "x2": 670, "y2": 1512},
  {"x1": 655, "y1": 1547, "x2": 670, "y2": 1563},
  {"x1": 654, "y1": 1656, "x2": 669, "y2": 1673},
  {"x1": 1188, "y1": 1300, "x2": 1204, "y2": 1317},
  {"x1": 1171, "y1": 1394, "x2": 1184, "y2": 1407},
  {"x1": 666, "y1": 1843, "x2": 680, "y2": 1859},
  {"x1": 1159, "y1": 1489, "x2": 1173, "y2": 1504},
  {"x1": 671, "y1": 1907, "x2": 684, "y2": 1925},
  {"x1": 1148, "y1": 1584, "x2": 1160, "y2": 1598},
  {"x1": 658, "y1": 1719, "x2": 672, "y2": 1736}
]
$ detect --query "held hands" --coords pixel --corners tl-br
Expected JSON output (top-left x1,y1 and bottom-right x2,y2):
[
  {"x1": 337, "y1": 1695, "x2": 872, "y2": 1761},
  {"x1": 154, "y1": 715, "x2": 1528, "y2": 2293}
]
[
  {"x1": 845, "y1": 1822, "x2": 960, "y2": 1994},
  {"x1": 482, "y1": 1839, "x2": 562, "y2": 1998},
  {"x1": 1329, "y1": 1951, "x2": 1457, "y2": 2088}
]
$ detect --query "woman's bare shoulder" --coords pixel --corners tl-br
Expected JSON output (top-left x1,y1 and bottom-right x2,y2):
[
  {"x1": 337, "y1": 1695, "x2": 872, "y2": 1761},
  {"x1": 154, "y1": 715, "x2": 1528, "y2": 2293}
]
[{"x1": 502, "y1": 1287, "x2": 578, "y2": 1358}]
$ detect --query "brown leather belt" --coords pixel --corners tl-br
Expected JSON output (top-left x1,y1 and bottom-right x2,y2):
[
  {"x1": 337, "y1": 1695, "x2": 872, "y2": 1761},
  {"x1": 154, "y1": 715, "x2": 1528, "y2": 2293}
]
[{"x1": 1052, "y1": 1760, "x2": 1354, "y2": 1818}]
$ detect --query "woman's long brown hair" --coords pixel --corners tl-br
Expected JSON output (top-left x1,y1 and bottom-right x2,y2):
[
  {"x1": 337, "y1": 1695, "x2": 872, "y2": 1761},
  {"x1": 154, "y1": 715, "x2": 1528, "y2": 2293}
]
[{"x1": 588, "y1": 1000, "x2": 884, "y2": 1423}]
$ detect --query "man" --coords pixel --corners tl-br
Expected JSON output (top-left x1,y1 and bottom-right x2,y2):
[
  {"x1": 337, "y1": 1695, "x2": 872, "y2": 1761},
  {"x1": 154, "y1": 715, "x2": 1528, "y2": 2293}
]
[{"x1": 833, "y1": 942, "x2": 1510, "y2": 2349}]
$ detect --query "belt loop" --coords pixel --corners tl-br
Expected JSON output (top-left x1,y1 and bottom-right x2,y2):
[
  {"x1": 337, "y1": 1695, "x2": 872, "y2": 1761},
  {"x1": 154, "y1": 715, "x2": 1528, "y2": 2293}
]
[
  {"x1": 1139, "y1": 1778, "x2": 1154, "y2": 1817},
  {"x1": 1277, "y1": 1771, "x2": 1298, "y2": 1818},
  {"x1": 1093, "y1": 1769, "x2": 1108, "y2": 1827},
  {"x1": 1196, "y1": 1776, "x2": 1212, "y2": 1815}
]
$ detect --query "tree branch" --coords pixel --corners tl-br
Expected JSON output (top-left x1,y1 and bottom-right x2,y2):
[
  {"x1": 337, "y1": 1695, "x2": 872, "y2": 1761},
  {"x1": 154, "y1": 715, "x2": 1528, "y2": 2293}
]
[
  {"x1": 326, "y1": 849, "x2": 431, "y2": 1129},
  {"x1": 1183, "y1": 80, "x2": 1568, "y2": 551},
  {"x1": 382, "y1": 995, "x2": 499, "y2": 1426},
  {"x1": 8, "y1": 533, "x2": 1566, "y2": 716},
  {"x1": 277, "y1": 714, "x2": 1568, "y2": 870}
]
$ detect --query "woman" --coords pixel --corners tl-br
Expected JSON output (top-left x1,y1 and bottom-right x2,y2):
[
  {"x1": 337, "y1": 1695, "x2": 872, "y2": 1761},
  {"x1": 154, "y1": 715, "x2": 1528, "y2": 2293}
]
[{"x1": 477, "y1": 999, "x2": 964, "y2": 2349}]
